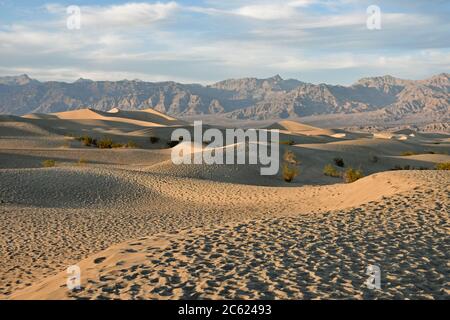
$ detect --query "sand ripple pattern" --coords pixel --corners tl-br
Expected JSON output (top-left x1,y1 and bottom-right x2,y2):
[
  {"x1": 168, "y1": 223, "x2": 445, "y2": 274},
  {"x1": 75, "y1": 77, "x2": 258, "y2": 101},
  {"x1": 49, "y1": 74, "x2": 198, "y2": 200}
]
[{"x1": 13, "y1": 171, "x2": 449, "y2": 300}]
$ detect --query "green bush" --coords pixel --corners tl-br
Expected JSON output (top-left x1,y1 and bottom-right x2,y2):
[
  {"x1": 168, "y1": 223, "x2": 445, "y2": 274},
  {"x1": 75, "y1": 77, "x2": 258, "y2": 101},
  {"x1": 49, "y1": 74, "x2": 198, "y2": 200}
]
[
  {"x1": 42, "y1": 159, "x2": 56, "y2": 168},
  {"x1": 435, "y1": 162, "x2": 450, "y2": 170},
  {"x1": 323, "y1": 164, "x2": 340, "y2": 177},
  {"x1": 333, "y1": 157, "x2": 345, "y2": 167},
  {"x1": 343, "y1": 167, "x2": 363, "y2": 183}
]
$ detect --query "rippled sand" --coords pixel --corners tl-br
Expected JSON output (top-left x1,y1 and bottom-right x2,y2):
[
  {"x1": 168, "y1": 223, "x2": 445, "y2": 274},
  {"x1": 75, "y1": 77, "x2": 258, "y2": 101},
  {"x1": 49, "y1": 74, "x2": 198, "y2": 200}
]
[{"x1": 8, "y1": 171, "x2": 449, "y2": 300}]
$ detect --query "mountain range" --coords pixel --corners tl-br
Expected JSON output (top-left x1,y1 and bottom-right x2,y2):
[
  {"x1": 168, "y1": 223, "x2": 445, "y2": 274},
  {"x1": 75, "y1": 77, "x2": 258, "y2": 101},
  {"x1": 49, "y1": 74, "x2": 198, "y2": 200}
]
[{"x1": 0, "y1": 73, "x2": 448, "y2": 125}]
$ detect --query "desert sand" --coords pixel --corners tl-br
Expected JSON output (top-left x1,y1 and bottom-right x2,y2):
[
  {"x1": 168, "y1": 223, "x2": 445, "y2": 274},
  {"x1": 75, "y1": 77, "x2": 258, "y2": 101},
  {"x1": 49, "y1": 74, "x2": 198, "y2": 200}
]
[{"x1": 0, "y1": 108, "x2": 449, "y2": 300}]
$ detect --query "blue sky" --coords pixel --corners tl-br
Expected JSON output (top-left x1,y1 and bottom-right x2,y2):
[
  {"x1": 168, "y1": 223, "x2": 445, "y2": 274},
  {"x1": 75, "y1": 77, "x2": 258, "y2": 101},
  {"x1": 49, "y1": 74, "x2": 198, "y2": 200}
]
[{"x1": 0, "y1": 0, "x2": 449, "y2": 84}]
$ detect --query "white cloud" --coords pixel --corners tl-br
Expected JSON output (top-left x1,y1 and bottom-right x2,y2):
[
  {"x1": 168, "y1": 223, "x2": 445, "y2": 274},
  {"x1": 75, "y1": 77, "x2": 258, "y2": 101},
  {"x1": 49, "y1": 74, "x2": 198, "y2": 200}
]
[
  {"x1": 0, "y1": 1, "x2": 448, "y2": 84},
  {"x1": 0, "y1": 25, "x2": 92, "y2": 53},
  {"x1": 189, "y1": 0, "x2": 316, "y2": 21},
  {"x1": 84, "y1": 2, "x2": 178, "y2": 27},
  {"x1": 233, "y1": 4, "x2": 297, "y2": 20},
  {"x1": 46, "y1": 2, "x2": 179, "y2": 28}
]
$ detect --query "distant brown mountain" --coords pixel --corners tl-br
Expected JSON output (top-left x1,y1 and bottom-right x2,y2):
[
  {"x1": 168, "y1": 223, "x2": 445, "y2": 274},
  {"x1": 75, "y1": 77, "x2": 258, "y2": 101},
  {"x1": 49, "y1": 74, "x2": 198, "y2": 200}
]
[{"x1": 0, "y1": 73, "x2": 448, "y2": 125}]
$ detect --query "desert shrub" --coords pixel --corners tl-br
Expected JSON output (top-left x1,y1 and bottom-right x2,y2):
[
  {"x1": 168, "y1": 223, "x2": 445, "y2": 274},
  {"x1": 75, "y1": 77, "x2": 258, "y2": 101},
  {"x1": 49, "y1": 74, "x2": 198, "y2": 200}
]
[
  {"x1": 435, "y1": 162, "x2": 450, "y2": 170},
  {"x1": 95, "y1": 137, "x2": 131, "y2": 149},
  {"x1": 323, "y1": 164, "x2": 340, "y2": 177},
  {"x1": 391, "y1": 165, "x2": 415, "y2": 170},
  {"x1": 80, "y1": 135, "x2": 96, "y2": 147},
  {"x1": 282, "y1": 163, "x2": 299, "y2": 182},
  {"x1": 333, "y1": 157, "x2": 345, "y2": 167},
  {"x1": 400, "y1": 151, "x2": 417, "y2": 156},
  {"x1": 280, "y1": 140, "x2": 295, "y2": 145},
  {"x1": 167, "y1": 140, "x2": 180, "y2": 148},
  {"x1": 125, "y1": 141, "x2": 139, "y2": 148},
  {"x1": 111, "y1": 143, "x2": 125, "y2": 148},
  {"x1": 97, "y1": 137, "x2": 113, "y2": 149},
  {"x1": 281, "y1": 150, "x2": 300, "y2": 182},
  {"x1": 343, "y1": 167, "x2": 363, "y2": 183},
  {"x1": 42, "y1": 159, "x2": 56, "y2": 168},
  {"x1": 150, "y1": 136, "x2": 160, "y2": 144},
  {"x1": 283, "y1": 149, "x2": 300, "y2": 165}
]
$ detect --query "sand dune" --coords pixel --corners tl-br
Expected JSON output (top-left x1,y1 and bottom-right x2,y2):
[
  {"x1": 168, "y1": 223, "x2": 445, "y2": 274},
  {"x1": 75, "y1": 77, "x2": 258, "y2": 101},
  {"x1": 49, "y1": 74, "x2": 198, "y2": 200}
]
[
  {"x1": 9, "y1": 170, "x2": 449, "y2": 300},
  {"x1": 0, "y1": 120, "x2": 53, "y2": 137},
  {"x1": 373, "y1": 132, "x2": 409, "y2": 140},
  {"x1": 25, "y1": 108, "x2": 185, "y2": 127},
  {"x1": 1, "y1": 109, "x2": 449, "y2": 300},
  {"x1": 1, "y1": 108, "x2": 191, "y2": 151},
  {"x1": 267, "y1": 120, "x2": 367, "y2": 140},
  {"x1": 268, "y1": 120, "x2": 340, "y2": 136},
  {"x1": 0, "y1": 168, "x2": 427, "y2": 298}
]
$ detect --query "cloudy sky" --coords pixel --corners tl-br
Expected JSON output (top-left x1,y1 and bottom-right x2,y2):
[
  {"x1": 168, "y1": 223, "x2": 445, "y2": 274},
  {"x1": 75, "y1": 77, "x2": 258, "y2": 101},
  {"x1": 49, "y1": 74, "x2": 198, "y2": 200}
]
[{"x1": 0, "y1": 0, "x2": 449, "y2": 84}]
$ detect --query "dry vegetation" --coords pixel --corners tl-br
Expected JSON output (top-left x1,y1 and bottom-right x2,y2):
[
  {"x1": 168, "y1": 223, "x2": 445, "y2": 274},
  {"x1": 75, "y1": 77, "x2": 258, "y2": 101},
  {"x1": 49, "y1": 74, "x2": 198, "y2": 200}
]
[
  {"x1": 282, "y1": 163, "x2": 299, "y2": 182},
  {"x1": 42, "y1": 159, "x2": 56, "y2": 168},
  {"x1": 435, "y1": 162, "x2": 450, "y2": 170},
  {"x1": 343, "y1": 167, "x2": 364, "y2": 183},
  {"x1": 323, "y1": 164, "x2": 341, "y2": 177},
  {"x1": 280, "y1": 140, "x2": 295, "y2": 145},
  {"x1": 282, "y1": 150, "x2": 300, "y2": 182},
  {"x1": 75, "y1": 135, "x2": 139, "y2": 149},
  {"x1": 400, "y1": 151, "x2": 417, "y2": 156}
]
